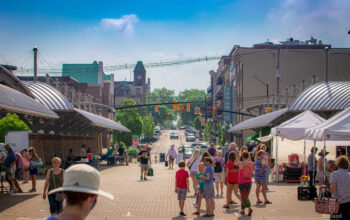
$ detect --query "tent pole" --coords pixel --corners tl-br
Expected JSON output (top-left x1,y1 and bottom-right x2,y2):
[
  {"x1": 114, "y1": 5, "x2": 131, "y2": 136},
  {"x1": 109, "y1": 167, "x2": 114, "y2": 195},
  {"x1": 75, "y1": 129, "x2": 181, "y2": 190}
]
[
  {"x1": 312, "y1": 140, "x2": 316, "y2": 186},
  {"x1": 303, "y1": 138, "x2": 306, "y2": 175},
  {"x1": 323, "y1": 134, "x2": 326, "y2": 185},
  {"x1": 275, "y1": 135, "x2": 279, "y2": 182}
]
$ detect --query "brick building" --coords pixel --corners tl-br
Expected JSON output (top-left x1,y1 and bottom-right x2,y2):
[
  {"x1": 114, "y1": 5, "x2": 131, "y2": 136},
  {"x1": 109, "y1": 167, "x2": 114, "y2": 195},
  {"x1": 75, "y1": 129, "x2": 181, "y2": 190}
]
[{"x1": 114, "y1": 61, "x2": 150, "y2": 106}]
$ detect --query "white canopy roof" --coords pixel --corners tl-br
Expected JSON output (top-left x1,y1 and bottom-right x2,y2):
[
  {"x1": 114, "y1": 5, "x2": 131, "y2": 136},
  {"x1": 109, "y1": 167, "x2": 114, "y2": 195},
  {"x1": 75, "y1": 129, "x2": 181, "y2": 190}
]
[
  {"x1": 305, "y1": 107, "x2": 350, "y2": 143},
  {"x1": 271, "y1": 110, "x2": 325, "y2": 141}
]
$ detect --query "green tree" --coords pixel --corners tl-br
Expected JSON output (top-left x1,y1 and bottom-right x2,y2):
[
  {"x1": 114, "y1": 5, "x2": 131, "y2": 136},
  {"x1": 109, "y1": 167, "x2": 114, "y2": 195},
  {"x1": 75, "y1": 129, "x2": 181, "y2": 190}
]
[
  {"x1": 0, "y1": 113, "x2": 30, "y2": 143},
  {"x1": 203, "y1": 120, "x2": 212, "y2": 141},
  {"x1": 216, "y1": 123, "x2": 226, "y2": 146},
  {"x1": 177, "y1": 89, "x2": 206, "y2": 126},
  {"x1": 146, "y1": 88, "x2": 176, "y2": 126},
  {"x1": 193, "y1": 116, "x2": 202, "y2": 131},
  {"x1": 113, "y1": 99, "x2": 143, "y2": 146},
  {"x1": 142, "y1": 115, "x2": 155, "y2": 137}
]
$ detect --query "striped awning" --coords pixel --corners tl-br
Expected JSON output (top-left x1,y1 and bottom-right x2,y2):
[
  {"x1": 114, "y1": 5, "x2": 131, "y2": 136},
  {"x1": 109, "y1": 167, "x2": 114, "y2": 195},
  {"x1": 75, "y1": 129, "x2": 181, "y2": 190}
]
[
  {"x1": 0, "y1": 84, "x2": 58, "y2": 119},
  {"x1": 289, "y1": 81, "x2": 350, "y2": 111}
]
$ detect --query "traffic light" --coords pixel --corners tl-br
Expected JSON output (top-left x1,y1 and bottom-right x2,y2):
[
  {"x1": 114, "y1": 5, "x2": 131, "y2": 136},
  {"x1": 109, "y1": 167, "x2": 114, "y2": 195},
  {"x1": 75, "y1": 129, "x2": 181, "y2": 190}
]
[
  {"x1": 213, "y1": 107, "x2": 217, "y2": 117},
  {"x1": 155, "y1": 102, "x2": 159, "y2": 112},
  {"x1": 186, "y1": 103, "x2": 190, "y2": 112},
  {"x1": 181, "y1": 106, "x2": 184, "y2": 115},
  {"x1": 173, "y1": 103, "x2": 176, "y2": 111},
  {"x1": 177, "y1": 103, "x2": 180, "y2": 111}
]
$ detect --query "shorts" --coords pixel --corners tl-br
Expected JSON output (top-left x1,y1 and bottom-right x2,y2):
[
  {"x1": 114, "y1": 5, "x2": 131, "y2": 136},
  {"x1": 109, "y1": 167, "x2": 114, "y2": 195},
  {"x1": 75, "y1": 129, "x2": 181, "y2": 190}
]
[
  {"x1": 190, "y1": 171, "x2": 197, "y2": 177},
  {"x1": 203, "y1": 183, "x2": 215, "y2": 199},
  {"x1": 5, "y1": 166, "x2": 15, "y2": 180},
  {"x1": 228, "y1": 182, "x2": 238, "y2": 185},
  {"x1": 214, "y1": 172, "x2": 225, "y2": 182},
  {"x1": 238, "y1": 182, "x2": 252, "y2": 191},
  {"x1": 15, "y1": 168, "x2": 23, "y2": 180},
  {"x1": 255, "y1": 178, "x2": 268, "y2": 185},
  {"x1": 141, "y1": 164, "x2": 149, "y2": 171},
  {"x1": 30, "y1": 168, "x2": 39, "y2": 175},
  {"x1": 169, "y1": 157, "x2": 175, "y2": 163},
  {"x1": 177, "y1": 188, "x2": 187, "y2": 200}
]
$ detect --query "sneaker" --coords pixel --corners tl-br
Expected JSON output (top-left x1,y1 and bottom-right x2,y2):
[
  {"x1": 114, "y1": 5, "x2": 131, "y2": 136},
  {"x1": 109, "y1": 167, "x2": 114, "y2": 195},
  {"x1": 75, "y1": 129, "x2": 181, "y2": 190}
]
[
  {"x1": 144, "y1": 177, "x2": 148, "y2": 181},
  {"x1": 180, "y1": 212, "x2": 186, "y2": 216},
  {"x1": 7, "y1": 189, "x2": 15, "y2": 194},
  {"x1": 140, "y1": 176, "x2": 143, "y2": 181},
  {"x1": 29, "y1": 189, "x2": 36, "y2": 192}
]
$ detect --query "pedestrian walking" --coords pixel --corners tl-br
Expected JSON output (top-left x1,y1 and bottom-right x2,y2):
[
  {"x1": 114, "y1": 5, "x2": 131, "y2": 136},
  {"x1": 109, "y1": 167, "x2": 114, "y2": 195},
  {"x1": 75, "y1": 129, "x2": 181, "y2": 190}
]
[
  {"x1": 255, "y1": 150, "x2": 271, "y2": 205},
  {"x1": 176, "y1": 145, "x2": 184, "y2": 164},
  {"x1": 175, "y1": 160, "x2": 190, "y2": 217},
  {"x1": 238, "y1": 152, "x2": 253, "y2": 216},
  {"x1": 213, "y1": 150, "x2": 225, "y2": 197},
  {"x1": 224, "y1": 142, "x2": 239, "y2": 162},
  {"x1": 223, "y1": 151, "x2": 240, "y2": 209},
  {"x1": 14, "y1": 152, "x2": 24, "y2": 193},
  {"x1": 42, "y1": 164, "x2": 114, "y2": 220},
  {"x1": 138, "y1": 145, "x2": 151, "y2": 180},
  {"x1": 43, "y1": 157, "x2": 64, "y2": 215},
  {"x1": 260, "y1": 144, "x2": 272, "y2": 186},
  {"x1": 193, "y1": 162, "x2": 205, "y2": 215},
  {"x1": 167, "y1": 145, "x2": 177, "y2": 170},
  {"x1": 201, "y1": 152, "x2": 211, "y2": 162},
  {"x1": 327, "y1": 156, "x2": 350, "y2": 220},
  {"x1": 317, "y1": 149, "x2": 331, "y2": 193},
  {"x1": 199, "y1": 157, "x2": 215, "y2": 217},
  {"x1": 187, "y1": 149, "x2": 200, "y2": 195},
  {"x1": 28, "y1": 147, "x2": 41, "y2": 192},
  {"x1": 308, "y1": 147, "x2": 318, "y2": 187},
  {"x1": 208, "y1": 143, "x2": 216, "y2": 157},
  {"x1": 4, "y1": 144, "x2": 17, "y2": 194},
  {"x1": 21, "y1": 148, "x2": 30, "y2": 184}
]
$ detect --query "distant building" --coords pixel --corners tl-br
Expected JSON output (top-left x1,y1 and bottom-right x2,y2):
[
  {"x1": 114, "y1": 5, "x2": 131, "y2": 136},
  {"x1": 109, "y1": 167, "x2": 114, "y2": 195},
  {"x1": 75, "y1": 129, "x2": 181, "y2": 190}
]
[
  {"x1": 208, "y1": 37, "x2": 350, "y2": 146},
  {"x1": 114, "y1": 61, "x2": 150, "y2": 106}
]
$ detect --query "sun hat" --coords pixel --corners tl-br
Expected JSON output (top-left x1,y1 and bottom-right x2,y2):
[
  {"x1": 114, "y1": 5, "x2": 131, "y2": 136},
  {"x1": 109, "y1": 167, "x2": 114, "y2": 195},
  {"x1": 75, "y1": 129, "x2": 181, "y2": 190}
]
[
  {"x1": 48, "y1": 164, "x2": 114, "y2": 200},
  {"x1": 318, "y1": 149, "x2": 329, "y2": 156}
]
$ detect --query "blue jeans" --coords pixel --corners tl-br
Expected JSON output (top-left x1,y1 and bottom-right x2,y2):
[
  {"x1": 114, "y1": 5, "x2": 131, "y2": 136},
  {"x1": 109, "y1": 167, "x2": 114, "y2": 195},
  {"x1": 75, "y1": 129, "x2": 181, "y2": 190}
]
[
  {"x1": 308, "y1": 170, "x2": 317, "y2": 187},
  {"x1": 48, "y1": 193, "x2": 62, "y2": 214}
]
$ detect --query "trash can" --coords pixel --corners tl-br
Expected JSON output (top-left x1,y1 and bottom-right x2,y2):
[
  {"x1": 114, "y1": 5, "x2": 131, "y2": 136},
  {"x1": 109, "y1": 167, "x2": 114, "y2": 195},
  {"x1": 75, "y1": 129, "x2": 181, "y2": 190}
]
[{"x1": 160, "y1": 153, "x2": 165, "y2": 162}]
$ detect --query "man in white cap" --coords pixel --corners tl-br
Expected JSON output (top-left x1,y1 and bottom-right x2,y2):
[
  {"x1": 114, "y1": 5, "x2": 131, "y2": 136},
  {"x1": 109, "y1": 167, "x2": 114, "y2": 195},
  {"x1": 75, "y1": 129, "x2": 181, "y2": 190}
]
[{"x1": 43, "y1": 164, "x2": 114, "y2": 220}]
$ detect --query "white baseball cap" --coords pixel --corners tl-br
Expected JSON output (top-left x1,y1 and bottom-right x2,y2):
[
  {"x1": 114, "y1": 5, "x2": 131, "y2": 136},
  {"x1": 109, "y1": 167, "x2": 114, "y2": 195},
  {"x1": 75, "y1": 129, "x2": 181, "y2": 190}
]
[{"x1": 48, "y1": 164, "x2": 114, "y2": 200}]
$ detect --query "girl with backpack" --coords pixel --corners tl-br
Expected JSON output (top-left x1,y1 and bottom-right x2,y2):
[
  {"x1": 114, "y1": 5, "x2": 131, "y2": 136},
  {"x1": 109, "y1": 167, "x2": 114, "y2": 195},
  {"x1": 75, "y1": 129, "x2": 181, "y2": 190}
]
[{"x1": 213, "y1": 151, "x2": 225, "y2": 197}]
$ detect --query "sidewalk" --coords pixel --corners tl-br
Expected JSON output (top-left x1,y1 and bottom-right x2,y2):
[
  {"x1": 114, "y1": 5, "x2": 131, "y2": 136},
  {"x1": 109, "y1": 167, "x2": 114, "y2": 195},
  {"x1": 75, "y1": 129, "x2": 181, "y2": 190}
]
[{"x1": 0, "y1": 161, "x2": 324, "y2": 220}]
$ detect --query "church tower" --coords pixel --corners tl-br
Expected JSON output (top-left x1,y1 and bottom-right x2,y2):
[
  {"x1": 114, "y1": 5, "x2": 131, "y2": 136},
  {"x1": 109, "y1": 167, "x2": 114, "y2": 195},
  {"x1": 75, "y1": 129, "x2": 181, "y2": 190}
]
[{"x1": 133, "y1": 61, "x2": 146, "y2": 86}]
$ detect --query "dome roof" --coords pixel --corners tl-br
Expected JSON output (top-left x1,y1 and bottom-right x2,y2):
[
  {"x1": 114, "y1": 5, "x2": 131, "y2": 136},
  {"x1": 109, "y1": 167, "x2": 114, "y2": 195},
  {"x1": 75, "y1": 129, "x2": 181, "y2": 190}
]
[{"x1": 289, "y1": 81, "x2": 350, "y2": 111}]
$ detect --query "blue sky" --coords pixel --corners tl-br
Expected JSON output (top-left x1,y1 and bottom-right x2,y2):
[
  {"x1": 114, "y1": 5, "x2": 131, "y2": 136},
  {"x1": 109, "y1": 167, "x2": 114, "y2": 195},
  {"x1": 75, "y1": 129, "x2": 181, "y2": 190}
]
[{"x1": 1, "y1": 0, "x2": 349, "y2": 93}]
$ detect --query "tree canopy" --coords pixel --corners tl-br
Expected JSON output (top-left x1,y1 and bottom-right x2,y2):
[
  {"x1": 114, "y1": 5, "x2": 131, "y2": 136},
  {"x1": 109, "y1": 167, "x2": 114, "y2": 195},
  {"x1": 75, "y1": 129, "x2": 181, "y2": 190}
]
[
  {"x1": 177, "y1": 89, "x2": 206, "y2": 126},
  {"x1": 142, "y1": 115, "x2": 155, "y2": 137},
  {"x1": 0, "y1": 113, "x2": 30, "y2": 143},
  {"x1": 113, "y1": 99, "x2": 143, "y2": 146},
  {"x1": 203, "y1": 120, "x2": 212, "y2": 142}
]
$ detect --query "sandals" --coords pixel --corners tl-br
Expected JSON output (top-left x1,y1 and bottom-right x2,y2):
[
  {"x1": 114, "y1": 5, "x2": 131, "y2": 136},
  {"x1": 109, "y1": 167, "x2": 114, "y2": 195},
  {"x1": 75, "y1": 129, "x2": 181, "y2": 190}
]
[
  {"x1": 247, "y1": 209, "x2": 253, "y2": 216},
  {"x1": 256, "y1": 200, "x2": 263, "y2": 204},
  {"x1": 230, "y1": 200, "x2": 237, "y2": 204},
  {"x1": 239, "y1": 210, "x2": 245, "y2": 215},
  {"x1": 201, "y1": 214, "x2": 212, "y2": 217},
  {"x1": 264, "y1": 200, "x2": 272, "y2": 204},
  {"x1": 193, "y1": 211, "x2": 200, "y2": 215},
  {"x1": 223, "y1": 205, "x2": 230, "y2": 209}
]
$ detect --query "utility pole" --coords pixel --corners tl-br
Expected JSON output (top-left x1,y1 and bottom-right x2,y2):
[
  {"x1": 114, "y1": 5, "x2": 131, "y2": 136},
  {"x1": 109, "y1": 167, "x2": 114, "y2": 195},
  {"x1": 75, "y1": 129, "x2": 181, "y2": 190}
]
[
  {"x1": 325, "y1": 46, "x2": 329, "y2": 82},
  {"x1": 276, "y1": 47, "x2": 281, "y2": 110},
  {"x1": 33, "y1": 46, "x2": 38, "y2": 82}
]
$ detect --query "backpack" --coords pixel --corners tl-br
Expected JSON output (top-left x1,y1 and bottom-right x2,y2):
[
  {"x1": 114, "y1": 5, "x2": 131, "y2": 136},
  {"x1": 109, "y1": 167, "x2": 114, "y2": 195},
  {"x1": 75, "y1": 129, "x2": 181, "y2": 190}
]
[{"x1": 214, "y1": 159, "x2": 223, "y2": 173}]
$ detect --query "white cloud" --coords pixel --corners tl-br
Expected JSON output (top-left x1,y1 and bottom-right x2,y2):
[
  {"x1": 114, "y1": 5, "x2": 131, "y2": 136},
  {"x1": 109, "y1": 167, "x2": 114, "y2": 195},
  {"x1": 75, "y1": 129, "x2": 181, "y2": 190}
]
[
  {"x1": 100, "y1": 14, "x2": 139, "y2": 33},
  {"x1": 267, "y1": 0, "x2": 350, "y2": 46}
]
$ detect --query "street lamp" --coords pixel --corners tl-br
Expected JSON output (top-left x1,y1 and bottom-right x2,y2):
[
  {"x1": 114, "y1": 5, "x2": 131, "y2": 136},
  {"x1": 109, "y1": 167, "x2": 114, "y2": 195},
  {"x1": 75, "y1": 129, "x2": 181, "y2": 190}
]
[{"x1": 253, "y1": 75, "x2": 269, "y2": 112}]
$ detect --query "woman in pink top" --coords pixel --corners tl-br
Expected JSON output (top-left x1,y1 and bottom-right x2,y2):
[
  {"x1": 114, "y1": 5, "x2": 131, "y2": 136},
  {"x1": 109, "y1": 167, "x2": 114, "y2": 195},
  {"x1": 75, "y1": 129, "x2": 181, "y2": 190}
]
[
  {"x1": 21, "y1": 148, "x2": 30, "y2": 184},
  {"x1": 238, "y1": 151, "x2": 253, "y2": 216}
]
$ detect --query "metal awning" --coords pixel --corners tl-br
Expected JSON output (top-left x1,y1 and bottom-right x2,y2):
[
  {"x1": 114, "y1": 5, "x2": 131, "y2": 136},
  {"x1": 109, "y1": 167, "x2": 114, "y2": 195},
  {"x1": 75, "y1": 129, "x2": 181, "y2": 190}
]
[
  {"x1": 74, "y1": 108, "x2": 130, "y2": 132},
  {"x1": 0, "y1": 84, "x2": 58, "y2": 119},
  {"x1": 228, "y1": 108, "x2": 288, "y2": 132}
]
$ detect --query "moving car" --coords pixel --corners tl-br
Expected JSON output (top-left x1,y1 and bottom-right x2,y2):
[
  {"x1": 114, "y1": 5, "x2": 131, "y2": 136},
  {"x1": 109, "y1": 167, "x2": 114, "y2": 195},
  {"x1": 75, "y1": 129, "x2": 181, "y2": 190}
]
[
  {"x1": 170, "y1": 132, "x2": 179, "y2": 139},
  {"x1": 185, "y1": 133, "x2": 196, "y2": 142},
  {"x1": 185, "y1": 128, "x2": 198, "y2": 136}
]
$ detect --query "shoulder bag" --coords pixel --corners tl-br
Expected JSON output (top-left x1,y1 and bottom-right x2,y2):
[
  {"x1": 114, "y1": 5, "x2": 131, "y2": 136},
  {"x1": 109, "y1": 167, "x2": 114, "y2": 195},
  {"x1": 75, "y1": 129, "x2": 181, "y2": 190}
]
[
  {"x1": 51, "y1": 169, "x2": 64, "y2": 202},
  {"x1": 189, "y1": 158, "x2": 199, "y2": 170}
]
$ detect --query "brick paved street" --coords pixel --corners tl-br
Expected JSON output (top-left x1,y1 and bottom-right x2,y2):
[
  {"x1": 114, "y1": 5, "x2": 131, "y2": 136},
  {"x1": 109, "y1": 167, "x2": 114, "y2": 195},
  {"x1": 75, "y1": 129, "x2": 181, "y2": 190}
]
[{"x1": 0, "y1": 130, "x2": 325, "y2": 220}]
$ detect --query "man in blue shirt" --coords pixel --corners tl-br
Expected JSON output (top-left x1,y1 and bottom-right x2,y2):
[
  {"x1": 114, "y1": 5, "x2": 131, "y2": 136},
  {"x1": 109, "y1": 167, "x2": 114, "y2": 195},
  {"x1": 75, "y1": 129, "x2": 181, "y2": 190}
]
[{"x1": 5, "y1": 144, "x2": 17, "y2": 194}]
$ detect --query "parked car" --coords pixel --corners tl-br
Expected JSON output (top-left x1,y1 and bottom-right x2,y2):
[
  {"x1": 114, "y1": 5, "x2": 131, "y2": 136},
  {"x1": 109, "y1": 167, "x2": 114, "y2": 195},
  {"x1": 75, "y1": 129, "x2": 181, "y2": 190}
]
[
  {"x1": 170, "y1": 132, "x2": 179, "y2": 139},
  {"x1": 184, "y1": 146, "x2": 194, "y2": 159},
  {"x1": 141, "y1": 136, "x2": 157, "y2": 143},
  {"x1": 180, "y1": 125, "x2": 193, "y2": 130},
  {"x1": 155, "y1": 126, "x2": 161, "y2": 134},
  {"x1": 190, "y1": 141, "x2": 209, "y2": 153},
  {"x1": 171, "y1": 125, "x2": 177, "y2": 130},
  {"x1": 185, "y1": 133, "x2": 196, "y2": 142}
]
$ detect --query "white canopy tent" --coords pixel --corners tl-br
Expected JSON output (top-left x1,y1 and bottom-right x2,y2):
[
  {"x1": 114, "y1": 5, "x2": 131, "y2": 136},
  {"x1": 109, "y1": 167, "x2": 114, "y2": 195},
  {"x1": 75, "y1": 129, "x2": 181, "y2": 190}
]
[{"x1": 270, "y1": 110, "x2": 326, "y2": 181}]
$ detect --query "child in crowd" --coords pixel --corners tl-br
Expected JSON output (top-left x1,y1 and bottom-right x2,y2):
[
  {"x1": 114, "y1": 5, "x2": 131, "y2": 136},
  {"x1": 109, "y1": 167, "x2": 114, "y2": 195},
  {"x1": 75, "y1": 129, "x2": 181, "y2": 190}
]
[
  {"x1": 175, "y1": 160, "x2": 190, "y2": 216},
  {"x1": 200, "y1": 157, "x2": 215, "y2": 217},
  {"x1": 193, "y1": 162, "x2": 205, "y2": 215},
  {"x1": 238, "y1": 152, "x2": 253, "y2": 216}
]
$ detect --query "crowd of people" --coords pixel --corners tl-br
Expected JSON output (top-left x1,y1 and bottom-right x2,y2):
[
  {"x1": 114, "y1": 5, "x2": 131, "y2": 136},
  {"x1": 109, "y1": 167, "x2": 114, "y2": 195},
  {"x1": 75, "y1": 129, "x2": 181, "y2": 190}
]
[{"x1": 174, "y1": 142, "x2": 273, "y2": 217}]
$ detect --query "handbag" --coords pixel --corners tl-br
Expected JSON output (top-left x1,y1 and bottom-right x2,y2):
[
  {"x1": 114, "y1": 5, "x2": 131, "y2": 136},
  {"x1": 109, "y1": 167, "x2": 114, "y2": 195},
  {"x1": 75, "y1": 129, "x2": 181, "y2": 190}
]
[
  {"x1": 31, "y1": 158, "x2": 43, "y2": 168},
  {"x1": 314, "y1": 190, "x2": 340, "y2": 214},
  {"x1": 165, "y1": 160, "x2": 168, "y2": 167},
  {"x1": 51, "y1": 169, "x2": 64, "y2": 202},
  {"x1": 147, "y1": 166, "x2": 154, "y2": 176}
]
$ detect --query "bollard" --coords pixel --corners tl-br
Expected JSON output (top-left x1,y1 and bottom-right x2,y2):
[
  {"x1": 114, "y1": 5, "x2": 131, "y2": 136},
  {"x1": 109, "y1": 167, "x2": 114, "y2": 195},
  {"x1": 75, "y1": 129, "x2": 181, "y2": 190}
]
[{"x1": 155, "y1": 155, "x2": 158, "y2": 163}]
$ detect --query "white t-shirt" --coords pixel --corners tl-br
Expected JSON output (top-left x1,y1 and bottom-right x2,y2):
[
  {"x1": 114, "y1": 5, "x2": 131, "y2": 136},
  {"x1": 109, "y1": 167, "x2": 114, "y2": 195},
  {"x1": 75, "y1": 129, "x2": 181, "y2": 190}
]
[{"x1": 188, "y1": 157, "x2": 200, "y2": 172}]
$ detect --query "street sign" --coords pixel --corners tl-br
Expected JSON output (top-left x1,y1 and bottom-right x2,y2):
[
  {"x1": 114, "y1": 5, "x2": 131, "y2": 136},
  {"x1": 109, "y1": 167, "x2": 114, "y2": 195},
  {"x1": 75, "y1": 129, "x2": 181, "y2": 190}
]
[
  {"x1": 132, "y1": 139, "x2": 139, "y2": 146},
  {"x1": 194, "y1": 107, "x2": 200, "y2": 114}
]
